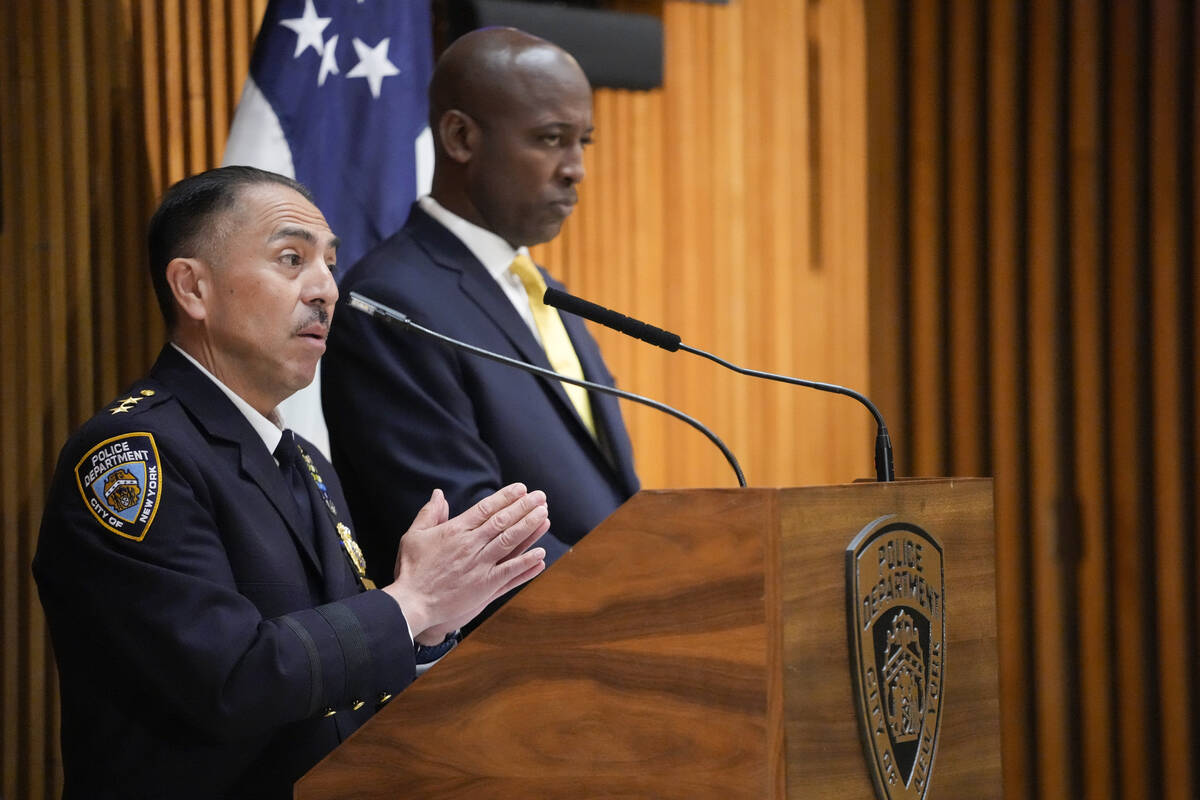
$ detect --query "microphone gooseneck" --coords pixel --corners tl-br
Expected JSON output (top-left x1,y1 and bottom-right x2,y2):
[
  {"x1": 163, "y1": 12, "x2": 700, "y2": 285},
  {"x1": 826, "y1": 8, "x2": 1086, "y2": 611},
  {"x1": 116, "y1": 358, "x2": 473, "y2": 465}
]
[
  {"x1": 347, "y1": 292, "x2": 747, "y2": 487},
  {"x1": 543, "y1": 287, "x2": 681, "y2": 352},
  {"x1": 678, "y1": 344, "x2": 895, "y2": 482},
  {"x1": 542, "y1": 288, "x2": 896, "y2": 482}
]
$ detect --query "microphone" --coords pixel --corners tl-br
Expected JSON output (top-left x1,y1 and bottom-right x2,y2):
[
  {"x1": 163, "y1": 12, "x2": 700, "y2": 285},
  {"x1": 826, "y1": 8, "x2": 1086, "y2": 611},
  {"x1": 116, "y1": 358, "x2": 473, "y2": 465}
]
[
  {"x1": 544, "y1": 288, "x2": 682, "y2": 352},
  {"x1": 346, "y1": 292, "x2": 747, "y2": 487},
  {"x1": 542, "y1": 287, "x2": 896, "y2": 482}
]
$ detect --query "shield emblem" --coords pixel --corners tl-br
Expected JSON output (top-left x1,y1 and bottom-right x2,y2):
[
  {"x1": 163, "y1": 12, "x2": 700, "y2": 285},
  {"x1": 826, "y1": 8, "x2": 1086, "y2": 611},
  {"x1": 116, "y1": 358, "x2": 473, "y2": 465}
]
[
  {"x1": 846, "y1": 516, "x2": 945, "y2": 800},
  {"x1": 75, "y1": 432, "x2": 163, "y2": 541}
]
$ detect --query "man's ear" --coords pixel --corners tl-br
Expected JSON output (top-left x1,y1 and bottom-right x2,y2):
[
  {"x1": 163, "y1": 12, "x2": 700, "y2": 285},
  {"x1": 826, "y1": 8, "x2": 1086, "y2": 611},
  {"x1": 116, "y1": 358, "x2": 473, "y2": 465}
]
[
  {"x1": 165, "y1": 257, "x2": 209, "y2": 323},
  {"x1": 438, "y1": 109, "x2": 479, "y2": 165}
]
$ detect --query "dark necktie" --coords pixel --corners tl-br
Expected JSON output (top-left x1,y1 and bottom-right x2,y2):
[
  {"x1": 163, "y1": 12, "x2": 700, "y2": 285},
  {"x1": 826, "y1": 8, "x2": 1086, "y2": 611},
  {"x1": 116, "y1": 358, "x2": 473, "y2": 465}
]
[{"x1": 274, "y1": 429, "x2": 317, "y2": 549}]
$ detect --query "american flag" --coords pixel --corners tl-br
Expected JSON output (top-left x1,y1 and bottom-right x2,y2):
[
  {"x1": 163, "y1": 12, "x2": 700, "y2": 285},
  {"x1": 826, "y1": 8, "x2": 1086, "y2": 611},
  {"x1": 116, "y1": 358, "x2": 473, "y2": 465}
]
[{"x1": 223, "y1": 0, "x2": 435, "y2": 455}]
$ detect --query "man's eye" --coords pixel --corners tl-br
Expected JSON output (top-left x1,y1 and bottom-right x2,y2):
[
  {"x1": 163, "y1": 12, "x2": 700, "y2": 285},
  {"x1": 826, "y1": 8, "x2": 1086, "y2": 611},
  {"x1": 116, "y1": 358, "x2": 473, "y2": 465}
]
[
  {"x1": 542, "y1": 134, "x2": 562, "y2": 146},
  {"x1": 282, "y1": 253, "x2": 303, "y2": 267}
]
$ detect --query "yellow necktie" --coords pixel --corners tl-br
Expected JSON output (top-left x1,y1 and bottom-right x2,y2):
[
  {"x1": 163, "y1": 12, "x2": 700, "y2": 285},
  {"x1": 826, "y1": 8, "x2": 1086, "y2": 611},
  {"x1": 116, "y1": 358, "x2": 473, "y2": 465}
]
[{"x1": 509, "y1": 254, "x2": 596, "y2": 438}]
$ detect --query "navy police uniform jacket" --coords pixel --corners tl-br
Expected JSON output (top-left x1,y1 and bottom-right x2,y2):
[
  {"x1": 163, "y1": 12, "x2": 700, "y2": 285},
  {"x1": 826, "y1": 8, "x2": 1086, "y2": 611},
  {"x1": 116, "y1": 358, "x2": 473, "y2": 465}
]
[
  {"x1": 322, "y1": 204, "x2": 640, "y2": 588},
  {"x1": 33, "y1": 346, "x2": 417, "y2": 798}
]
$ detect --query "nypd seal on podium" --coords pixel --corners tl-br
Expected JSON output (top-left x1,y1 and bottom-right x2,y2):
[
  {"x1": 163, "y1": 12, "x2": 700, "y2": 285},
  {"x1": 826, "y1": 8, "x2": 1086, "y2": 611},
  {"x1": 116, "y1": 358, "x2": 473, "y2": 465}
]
[{"x1": 847, "y1": 516, "x2": 946, "y2": 800}]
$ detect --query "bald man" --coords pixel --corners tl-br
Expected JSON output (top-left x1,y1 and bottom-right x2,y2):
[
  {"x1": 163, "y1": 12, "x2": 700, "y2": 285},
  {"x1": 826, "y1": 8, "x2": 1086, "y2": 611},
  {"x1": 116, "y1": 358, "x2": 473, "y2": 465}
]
[{"x1": 322, "y1": 28, "x2": 639, "y2": 605}]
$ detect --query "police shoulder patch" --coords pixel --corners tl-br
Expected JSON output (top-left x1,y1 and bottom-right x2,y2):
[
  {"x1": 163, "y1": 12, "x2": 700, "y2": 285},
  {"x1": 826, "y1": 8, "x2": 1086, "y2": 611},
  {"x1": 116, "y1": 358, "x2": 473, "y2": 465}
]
[{"x1": 74, "y1": 432, "x2": 164, "y2": 541}]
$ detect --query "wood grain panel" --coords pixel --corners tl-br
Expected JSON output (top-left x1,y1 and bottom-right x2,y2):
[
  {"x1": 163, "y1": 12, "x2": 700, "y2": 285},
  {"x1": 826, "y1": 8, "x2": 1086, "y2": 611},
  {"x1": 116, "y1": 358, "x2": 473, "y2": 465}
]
[
  {"x1": 865, "y1": 0, "x2": 905, "y2": 476},
  {"x1": 1026, "y1": 3, "x2": 1073, "y2": 797},
  {"x1": 946, "y1": 1, "x2": 986, "y2": 477},
  {"x1": 1147, "y1": 5, "x2": 1194, "y2": 799},
  {"x1": 297, "y1": 483, "x2": 998, "y2": 799},
  {"x1": 2, "y1": 3, "x2": 34, "y2": 794},
  {"x1": 779, "y1": 480, "x2": 1001, "y2": 800},
  {"x1": 530, "y1": 0, "x2": 872, "y2": 491},
  {"x1": 867, "y1": 1, "x2": 1198, "y2": 798},
  {"x1": 814, "y1": 0, "x2": 871, "y2": 482},
  {"x1": 1, "y1": 2, "x2": 259, "y2": 796},
  {"x1": 765, "y1": 0, "x2": 805, "y2": 482},
  {"x1": 907, "y1": 0, "x2": 947, "y2": 476},
  {"x1": 22, "y1": 1, "x2": 56, "y2": 794},
  {"x1": 300, "y1": 489, "x2": 774, "y2": 799},
  {"x1": 1106, "y1": 4, "x2": 1156, "y2": 798},
  {"x1": 86, "y1": 0, "x2": 118, "y2": 406},
  {"x1": 1066, "y1": 3, "x2": 1115, "y2": 798},
  {"x1": 981, "y1": 3, "x2": 1033, "y2": 796},
  {"x1": 1193, "y1": 2, "x2": 1200, "y2": 789}
]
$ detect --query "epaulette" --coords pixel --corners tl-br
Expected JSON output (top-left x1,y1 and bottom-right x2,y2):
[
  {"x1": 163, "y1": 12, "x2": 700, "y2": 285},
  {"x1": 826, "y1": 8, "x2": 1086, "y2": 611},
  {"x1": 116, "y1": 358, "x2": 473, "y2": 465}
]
[{"x1": 102, "y1": 384, "x2": 171, "y2": 417}]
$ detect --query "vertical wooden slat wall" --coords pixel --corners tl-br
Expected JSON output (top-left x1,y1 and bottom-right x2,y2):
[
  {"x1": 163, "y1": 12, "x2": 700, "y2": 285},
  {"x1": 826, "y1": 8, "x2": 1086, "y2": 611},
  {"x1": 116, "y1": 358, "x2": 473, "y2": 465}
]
[
  {"x1": 8, "y1": 0, "x2": 1196, "y2": 798},
  {"x1": 3, "y1": 1, "x2": 871, "y2": 795},
  {"x1": 2, "y1": 2, "x2": 268, "y2": 796},
  {"x1": 867, "y1": 2, "x2": 1198, "y2": 800},
  {"x1": 538, "y1": 0, "x2": 872, "y2": 491}
]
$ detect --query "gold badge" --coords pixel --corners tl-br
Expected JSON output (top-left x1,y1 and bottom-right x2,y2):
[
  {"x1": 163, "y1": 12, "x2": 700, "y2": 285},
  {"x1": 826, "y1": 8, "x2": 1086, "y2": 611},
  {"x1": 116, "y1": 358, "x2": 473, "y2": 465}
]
[
  {"x1": 846, "y1": 517, "x2": 945, "y2": 800},
  {"x1": 337, "y1": 523, "x2": 375, "y2": 589}
]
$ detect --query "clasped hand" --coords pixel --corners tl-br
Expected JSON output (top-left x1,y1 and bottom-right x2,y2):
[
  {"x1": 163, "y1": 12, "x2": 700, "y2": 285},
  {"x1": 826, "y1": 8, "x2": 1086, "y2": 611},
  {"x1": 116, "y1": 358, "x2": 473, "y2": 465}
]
[{"x1": 383, "y1": 483, "x2": 549, "y2": 644}]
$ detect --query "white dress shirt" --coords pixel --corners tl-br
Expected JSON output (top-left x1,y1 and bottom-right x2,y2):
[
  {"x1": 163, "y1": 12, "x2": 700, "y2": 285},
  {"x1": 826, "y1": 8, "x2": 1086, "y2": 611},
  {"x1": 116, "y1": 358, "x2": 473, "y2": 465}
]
[{"x1": 417, "y1": 195, "x2": 545, "y2": 345}]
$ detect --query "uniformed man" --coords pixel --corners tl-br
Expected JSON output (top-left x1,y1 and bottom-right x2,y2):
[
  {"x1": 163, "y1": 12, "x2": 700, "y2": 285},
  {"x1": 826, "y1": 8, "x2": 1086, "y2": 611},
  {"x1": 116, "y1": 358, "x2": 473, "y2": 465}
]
[{"x1": 33, "y1": 165, "x2": 550, "y2": 798}]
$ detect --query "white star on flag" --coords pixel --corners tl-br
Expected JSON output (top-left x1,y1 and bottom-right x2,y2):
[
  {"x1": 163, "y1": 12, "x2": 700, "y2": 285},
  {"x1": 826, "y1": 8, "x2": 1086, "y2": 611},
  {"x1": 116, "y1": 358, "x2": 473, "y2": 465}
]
[
  {"x1": 224, "y1": 0, "x2": 434, "y2": 453},
  {"x1": 318, "y1": 33, "x2": 340, "y2": 86},
  {"x1": 346, "y1": 36, "x2": 400, "y2": 98},
  {"x1": 279, "y1": 0, "x2": 331, "y2": 58}
]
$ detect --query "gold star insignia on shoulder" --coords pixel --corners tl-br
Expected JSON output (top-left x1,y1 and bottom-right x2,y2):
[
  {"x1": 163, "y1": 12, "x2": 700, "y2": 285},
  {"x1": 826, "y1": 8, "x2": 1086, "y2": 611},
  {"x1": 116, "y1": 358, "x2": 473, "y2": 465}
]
[{"x1": 109, "y1": 396, "x2": 145, "y2": 415}]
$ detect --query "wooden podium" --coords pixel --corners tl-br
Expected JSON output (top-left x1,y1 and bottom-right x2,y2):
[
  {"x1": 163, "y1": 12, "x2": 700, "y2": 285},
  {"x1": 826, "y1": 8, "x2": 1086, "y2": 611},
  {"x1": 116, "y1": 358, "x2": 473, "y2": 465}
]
[{"x1": 296, "y1": 480, "x2": 1001, "y2": 799}]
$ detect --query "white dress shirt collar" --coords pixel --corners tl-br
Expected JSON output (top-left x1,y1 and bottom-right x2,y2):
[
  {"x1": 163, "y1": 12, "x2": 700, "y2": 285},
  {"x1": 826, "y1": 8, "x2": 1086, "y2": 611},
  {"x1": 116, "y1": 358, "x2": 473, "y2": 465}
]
[
  {"x1": 417, "y1": 195, "x2": 529, "y2": 279},
  {"x1": 170, "y1": 342, "x2": 284, "y2": 458},
  {"x1": 417, "y1": 195, "x2": 542, "y2": 342}
]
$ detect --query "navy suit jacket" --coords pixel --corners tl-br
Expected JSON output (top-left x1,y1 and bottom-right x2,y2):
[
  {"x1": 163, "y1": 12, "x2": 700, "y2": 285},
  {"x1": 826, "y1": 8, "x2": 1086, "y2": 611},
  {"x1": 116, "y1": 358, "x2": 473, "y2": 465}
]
[
  {"x1": 34, "y1": 346, "x2": 416, "y2": 798},
  {"x1": 323, "y1": 204, "x2": 639, "y2": 588}
]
